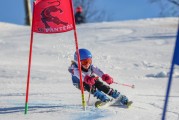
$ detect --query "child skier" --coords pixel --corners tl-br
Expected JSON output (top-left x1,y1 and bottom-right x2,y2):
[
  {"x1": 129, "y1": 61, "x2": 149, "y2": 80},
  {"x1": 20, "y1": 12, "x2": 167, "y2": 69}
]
[{"x1": 68, "y1": 48, "x2": 129, "y2": 106}]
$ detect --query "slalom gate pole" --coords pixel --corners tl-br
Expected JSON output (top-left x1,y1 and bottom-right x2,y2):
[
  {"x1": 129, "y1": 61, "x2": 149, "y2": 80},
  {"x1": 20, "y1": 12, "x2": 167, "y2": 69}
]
[
  {"x1": 74, "y1": 30, "x2": 86, "y2": 110},
  {"x1": 25, "y1": 25, "x2": 34, "y2": 114},
  {"x1": 24, "y1": 2, "x2": 35, "y2": 114},
  {"x1": 162, "y1": 63, "x2": 174, "y2": 120},
  {"x1": 113, "y1": 82, "x2": 135, "y2": 89},
  {"x1": 69, "y1": 0, "x2": 86, "y2": 111},
  {"x1": 162, "y1": 19, "x2": 179, "y2": 120}
]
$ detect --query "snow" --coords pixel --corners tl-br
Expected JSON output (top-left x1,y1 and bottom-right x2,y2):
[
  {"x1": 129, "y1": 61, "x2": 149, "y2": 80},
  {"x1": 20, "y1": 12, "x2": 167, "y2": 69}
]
[{"x1": 0, "y1": 17, "x2": 179, "y2": 120}]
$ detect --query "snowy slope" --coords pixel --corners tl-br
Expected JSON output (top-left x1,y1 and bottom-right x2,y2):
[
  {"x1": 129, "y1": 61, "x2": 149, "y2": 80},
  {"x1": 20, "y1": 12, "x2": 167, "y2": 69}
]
[{"x1": 0, "y1": 18, "x2": 179, "y2": 120}]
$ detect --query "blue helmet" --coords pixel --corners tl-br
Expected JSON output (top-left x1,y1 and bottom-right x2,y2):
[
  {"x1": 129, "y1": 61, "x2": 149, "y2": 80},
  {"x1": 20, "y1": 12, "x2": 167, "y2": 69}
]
[{"x1": 74, "y1": 48, "x2": 92, "y2": 61}]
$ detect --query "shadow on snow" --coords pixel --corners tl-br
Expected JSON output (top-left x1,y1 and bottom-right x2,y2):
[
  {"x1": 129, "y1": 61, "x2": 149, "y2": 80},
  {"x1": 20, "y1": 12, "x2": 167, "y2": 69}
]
[{"x1": 0, "y1": 105, "x2": 64, "y2": 114}]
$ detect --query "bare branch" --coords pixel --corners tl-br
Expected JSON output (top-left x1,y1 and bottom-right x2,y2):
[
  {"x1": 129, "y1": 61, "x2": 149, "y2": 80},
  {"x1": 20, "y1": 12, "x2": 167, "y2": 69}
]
[{"x1": 168, "y1": 0, "x2": 179, "y2": 6}]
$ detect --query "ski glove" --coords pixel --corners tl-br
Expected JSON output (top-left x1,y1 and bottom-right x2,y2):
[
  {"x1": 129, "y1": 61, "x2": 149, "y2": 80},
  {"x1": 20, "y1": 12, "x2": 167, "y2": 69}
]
[
  {"x1": 102, "y1": 74, "x2": 113, "y2": 85},
  {"x1": 84, "y1": 75, "x2": 98, "y2": 86}
]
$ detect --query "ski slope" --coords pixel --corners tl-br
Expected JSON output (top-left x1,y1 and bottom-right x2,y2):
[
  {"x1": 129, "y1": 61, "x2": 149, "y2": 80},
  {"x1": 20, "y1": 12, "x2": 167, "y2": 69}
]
[{"x1": 0, "y1": 17, "x2": 179, "y2": 120}]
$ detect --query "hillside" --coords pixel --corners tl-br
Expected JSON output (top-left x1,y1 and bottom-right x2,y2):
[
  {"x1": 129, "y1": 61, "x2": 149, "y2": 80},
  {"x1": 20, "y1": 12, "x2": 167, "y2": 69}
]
[{"x1": 0, "y1": 18, "x2": 179, "y2": 120}]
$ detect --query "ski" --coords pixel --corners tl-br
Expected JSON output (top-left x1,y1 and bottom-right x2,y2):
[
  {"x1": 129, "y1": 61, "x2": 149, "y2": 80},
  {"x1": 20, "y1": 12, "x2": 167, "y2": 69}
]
[{"x1": 95, "y1": 100, "x2": 133, "y2": 109}]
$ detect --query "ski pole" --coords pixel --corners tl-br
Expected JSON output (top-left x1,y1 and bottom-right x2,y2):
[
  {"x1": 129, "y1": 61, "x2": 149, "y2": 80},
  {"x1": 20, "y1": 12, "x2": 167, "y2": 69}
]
[
  {"x1": 113, "y1": 82, "x2": 135, "y2": 89},
  {"x1": 87, "y1": 86, "x2": 92, "y2": 105},
  {"x1": 87, "y1": 77, "x2": 98, "y2": 105}
]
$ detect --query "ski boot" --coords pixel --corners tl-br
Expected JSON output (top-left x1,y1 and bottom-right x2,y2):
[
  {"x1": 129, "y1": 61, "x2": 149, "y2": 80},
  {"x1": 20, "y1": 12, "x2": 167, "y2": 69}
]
[
  {"x1": 109, "y1": 89, "x2": 130, "y2": 106},
  {"x1": 93, "y1": 90, "x2": 110, "y2": 102},
  {"x1": 110, "y1": 89, "x2": 120, "y2": 98}
]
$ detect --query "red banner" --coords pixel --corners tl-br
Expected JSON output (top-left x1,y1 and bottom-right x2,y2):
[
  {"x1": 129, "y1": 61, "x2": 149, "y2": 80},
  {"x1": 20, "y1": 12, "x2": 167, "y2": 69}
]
[{"x1": 33, "y1": 0, "x2": 74, "y2": 33}]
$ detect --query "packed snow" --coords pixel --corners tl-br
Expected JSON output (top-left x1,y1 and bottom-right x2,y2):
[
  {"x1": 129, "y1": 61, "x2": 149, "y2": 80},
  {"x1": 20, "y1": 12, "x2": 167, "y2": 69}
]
[{"x1": 0, "y1": 17, "x2": 179, "y2": 120}]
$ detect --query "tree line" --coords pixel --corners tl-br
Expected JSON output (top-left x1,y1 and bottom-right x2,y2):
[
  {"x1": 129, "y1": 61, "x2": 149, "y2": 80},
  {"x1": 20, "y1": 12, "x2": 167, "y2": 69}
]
[{"x1": 24, "y1": 0, "x2": 179, "y2": 26}]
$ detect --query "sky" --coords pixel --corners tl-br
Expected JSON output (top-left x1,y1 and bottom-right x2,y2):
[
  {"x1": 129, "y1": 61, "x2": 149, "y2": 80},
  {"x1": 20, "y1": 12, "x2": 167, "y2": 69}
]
[
  {"x1": 0, "y1": 17, "x2": 178, "y2": 120},
  {"x1": 0, "y1": 0, "x2": 29, "y2": 25},
  {"x1": 93, "y1": 0, "x2": 160, "y2": 21},
  {"x1": 0, "y1": 0, "x2": 161, "y2": 25}
]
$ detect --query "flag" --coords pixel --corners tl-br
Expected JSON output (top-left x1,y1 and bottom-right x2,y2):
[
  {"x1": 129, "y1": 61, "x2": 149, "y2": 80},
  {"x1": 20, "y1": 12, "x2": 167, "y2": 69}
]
[
  {"x1": 173, "y1": 25, "x2": 179, "y2": 65},
  {"x1": 25, "y1": 0, "x2": 86, "y2": 114},
  {"x1": 33, "y1": 0, "x2": 74, "y2": 33}
]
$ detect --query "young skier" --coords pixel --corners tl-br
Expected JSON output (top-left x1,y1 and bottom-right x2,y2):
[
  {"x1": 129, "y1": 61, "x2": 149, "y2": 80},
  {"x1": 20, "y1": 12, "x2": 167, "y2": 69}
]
[{"x1": 68, "y1": 48, "x2": 129, "y2": 106}]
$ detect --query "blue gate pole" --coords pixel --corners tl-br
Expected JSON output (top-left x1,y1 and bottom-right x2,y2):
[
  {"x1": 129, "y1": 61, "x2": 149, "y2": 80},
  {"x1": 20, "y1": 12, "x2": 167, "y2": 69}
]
[{"x1": 162, "y1": 63, "x2": 174, "y2": 120}]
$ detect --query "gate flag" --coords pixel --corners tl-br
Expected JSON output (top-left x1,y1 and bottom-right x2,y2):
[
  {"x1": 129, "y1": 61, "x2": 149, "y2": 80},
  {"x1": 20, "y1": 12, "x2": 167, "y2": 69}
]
[
  {"x1": 25, "y1": 0, "x2": 86, "y2": 114},
  {"x1": 33, "y1": 0, "x2": 74, "y2": 33}
]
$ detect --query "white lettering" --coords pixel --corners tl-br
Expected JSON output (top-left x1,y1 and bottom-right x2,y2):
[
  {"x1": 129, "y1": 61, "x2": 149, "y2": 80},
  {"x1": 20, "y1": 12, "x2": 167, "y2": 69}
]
[{"x1": 38, "y1": 24, "x2": 74, "y2": 33}]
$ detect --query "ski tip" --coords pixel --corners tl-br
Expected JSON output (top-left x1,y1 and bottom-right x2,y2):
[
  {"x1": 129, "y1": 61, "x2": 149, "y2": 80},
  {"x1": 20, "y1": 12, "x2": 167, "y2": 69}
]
[
  {"x1": 95, "y1": 100, "x2": 133, "y2": 109},
  {"x1": 95, "y1": 101, "x2": 102, "y2": 108},
  {"x1": 95, "y1": 100, "x2": 111, "y2": 108},
  {"x1": 126, "y1": 101, "x2": 133, "y2": 108}
]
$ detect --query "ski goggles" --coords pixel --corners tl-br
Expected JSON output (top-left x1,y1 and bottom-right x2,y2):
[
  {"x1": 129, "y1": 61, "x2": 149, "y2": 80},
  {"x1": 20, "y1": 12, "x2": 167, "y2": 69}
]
[{"x1": 81, "y1": 58, "x2": 92, "y2": 66}]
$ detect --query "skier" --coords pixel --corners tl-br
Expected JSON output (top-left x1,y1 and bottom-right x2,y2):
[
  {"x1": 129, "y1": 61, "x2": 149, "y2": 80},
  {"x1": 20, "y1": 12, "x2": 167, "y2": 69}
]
[
  {"x1": 75, "y1": 6, "x2": 85, "y2": 24},
  {"x1": 68, "y1": 48, "x2": 129, "y2": 106}
]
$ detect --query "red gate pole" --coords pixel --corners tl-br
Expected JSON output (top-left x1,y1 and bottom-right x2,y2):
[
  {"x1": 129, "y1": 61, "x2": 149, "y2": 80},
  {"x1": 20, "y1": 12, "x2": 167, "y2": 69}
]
[
  {"x1": 69, "y1": 0, "x2": 86, "y2": 110},
  {"x1": 24, "y1": 2, "x2": 35, "y2": 114}
]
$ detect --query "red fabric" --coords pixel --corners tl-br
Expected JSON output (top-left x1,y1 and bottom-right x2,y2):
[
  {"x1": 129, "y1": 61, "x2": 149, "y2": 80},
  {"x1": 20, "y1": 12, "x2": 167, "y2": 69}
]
[
  {"x1": 33, "y1": 0, "x2": 74, "y2": 33},
  {"x1": 84, "y1": 75, "x2": 97, "y2": 86},
  {"x1": 102, "y1": 74, "x2": 113, "y2": 85}
]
